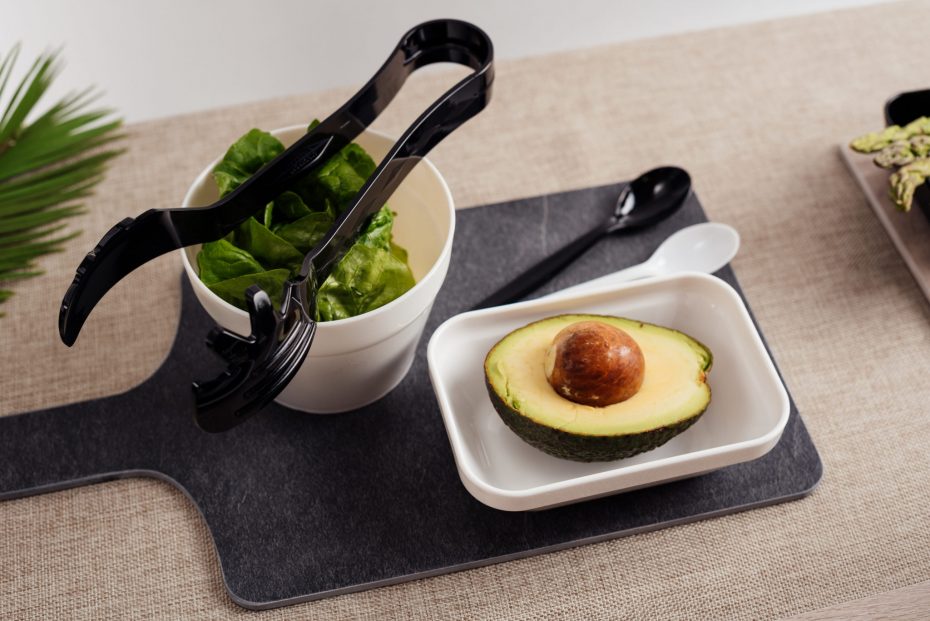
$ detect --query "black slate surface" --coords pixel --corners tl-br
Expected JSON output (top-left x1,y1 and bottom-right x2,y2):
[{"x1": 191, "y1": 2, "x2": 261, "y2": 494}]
[{"x1": 0, "y1": 184, "x2": 822, "y2": 609}]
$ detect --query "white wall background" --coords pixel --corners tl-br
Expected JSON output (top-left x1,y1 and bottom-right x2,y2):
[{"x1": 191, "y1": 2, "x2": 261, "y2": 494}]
[{"x1": 2, "y1": 0, "x2": 890, "y2": 122}]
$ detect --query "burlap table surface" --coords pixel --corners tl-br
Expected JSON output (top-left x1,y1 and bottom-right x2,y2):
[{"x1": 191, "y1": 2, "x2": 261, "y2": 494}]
[{"x1": 3, "y1": 2, "x2": 930, "y2": 618}]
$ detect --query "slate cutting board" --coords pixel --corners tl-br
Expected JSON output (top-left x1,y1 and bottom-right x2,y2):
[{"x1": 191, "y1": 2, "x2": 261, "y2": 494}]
[{"x1": 0, "y1": 184, "x2": 822, "y2": 610}]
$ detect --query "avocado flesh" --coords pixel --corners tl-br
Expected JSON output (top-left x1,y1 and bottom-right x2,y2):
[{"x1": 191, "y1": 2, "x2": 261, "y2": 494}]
[{"x1": 484, "y1": 314, "x2": 712, "y2": 462}]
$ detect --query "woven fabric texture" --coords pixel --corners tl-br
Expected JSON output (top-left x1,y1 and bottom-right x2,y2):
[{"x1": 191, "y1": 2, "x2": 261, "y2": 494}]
[{"x1": 3, "y1": 2, "x2": 930, "y2": 619}]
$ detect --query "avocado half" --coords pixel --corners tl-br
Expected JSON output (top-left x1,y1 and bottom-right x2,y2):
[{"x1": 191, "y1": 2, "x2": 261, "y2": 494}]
[{"x1": 484, "y1": 314, "x2": 712, "y2": 462}]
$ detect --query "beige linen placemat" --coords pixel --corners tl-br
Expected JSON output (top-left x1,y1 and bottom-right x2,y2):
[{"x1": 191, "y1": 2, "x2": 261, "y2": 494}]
[{"x1": 3, "y1": 2, "x2": 930, "y2": 619}]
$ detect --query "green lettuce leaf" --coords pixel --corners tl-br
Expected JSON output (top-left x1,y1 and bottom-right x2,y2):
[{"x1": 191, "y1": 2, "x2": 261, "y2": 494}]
[
  {"x1": 207, "y1": 268, "x2": 291, "y2": 309},
  {"x1": 197, "y1": 238, "x2": 264, "y2": 285},
  {"x1": 354, "y1": 204, "x2": 393, "y2": 250},
  {"x1": 292, "y1": 143, "x2": 376, "y2": 214},
  {"x1": 316, "y1": 245, "x2": 416, "y2": 321},
  {"x1": 234, "y1": 217, "x2": 304, "y2": 273},
  {"x1": 199, "y1": 126, "x2": 416, "y2": 318},
  {"x1": 272, "y1": 191, "x2": 313, "y2": 221},
  {"x1": 212, "y1": 129, "x2": 284, "y2": 197},
  {"x1": 274, "y1": 211, "x2": 333, "y2": 254},
  {"x1": 262, "y1": 203, "x2": 274, "y2": 229},
  {"x1": 316, "y1": 207, "x2": 415, "y2": 321},
  {"x1": 389, "y1": 241, "x2": 408, "y2": 263}
]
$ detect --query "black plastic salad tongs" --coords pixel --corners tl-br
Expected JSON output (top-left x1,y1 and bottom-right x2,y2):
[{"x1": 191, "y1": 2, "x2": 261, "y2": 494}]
[{"x1": 58, "y1": 19, "x2": 493, "y2": 432}]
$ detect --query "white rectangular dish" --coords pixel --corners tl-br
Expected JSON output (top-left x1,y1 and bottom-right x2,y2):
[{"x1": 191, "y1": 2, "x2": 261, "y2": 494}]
[{"x1": 427, "y1": 272, "x2": 790, "y2": 511}]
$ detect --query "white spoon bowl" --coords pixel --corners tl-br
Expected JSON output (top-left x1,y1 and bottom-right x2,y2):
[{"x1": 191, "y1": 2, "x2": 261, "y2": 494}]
[{"x1": 548, "y1": 222, "x2": 739, "y2": 300}]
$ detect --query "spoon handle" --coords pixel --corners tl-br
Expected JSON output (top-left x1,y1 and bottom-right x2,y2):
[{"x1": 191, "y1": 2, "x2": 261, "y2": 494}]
[
  {"x1": 471, "y1": 224, "x2": 607, "y2": 310},
  {"x1": 542, "y1": 261, "x2": 656, "y2": 301}
]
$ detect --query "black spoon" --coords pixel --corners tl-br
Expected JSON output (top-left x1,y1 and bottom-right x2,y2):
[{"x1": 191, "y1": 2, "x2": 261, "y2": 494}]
[{"x1": 472, "y1": 166, "x2": 692, "y2": 310}]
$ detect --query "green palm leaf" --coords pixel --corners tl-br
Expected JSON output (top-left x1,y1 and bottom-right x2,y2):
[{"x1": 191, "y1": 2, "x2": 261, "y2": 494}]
[{"x1": 0, "y1": 44, "x2": 123, "y2": 316}]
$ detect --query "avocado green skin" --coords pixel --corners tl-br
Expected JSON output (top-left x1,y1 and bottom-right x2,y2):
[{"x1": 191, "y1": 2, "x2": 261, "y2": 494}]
[{"x1": 485, "y1": 378, "x2": 708, "y2": 462}]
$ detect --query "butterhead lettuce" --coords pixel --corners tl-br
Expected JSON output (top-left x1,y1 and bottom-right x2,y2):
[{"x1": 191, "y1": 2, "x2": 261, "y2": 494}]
[
  {"x1": 315, "y1": 207, "x2": 416, "y2": 321},
  {"x1": 196, "y1": 126, "x2": 415, "y2": 320}
]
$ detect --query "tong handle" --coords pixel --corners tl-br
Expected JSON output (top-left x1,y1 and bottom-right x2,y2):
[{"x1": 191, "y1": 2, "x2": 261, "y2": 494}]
[
  {"x1": 185, "y1": 17, "x2": 493, "y2": 253},
  {"x1": 304, "y1": 20, "x2": 493, "y2": 280},
  {"x1": 59, "y1": 20, "x2": 492, "y2": 347},
  {"x1": 59, "y1": 211, "x2": 183, "y2": 345}
]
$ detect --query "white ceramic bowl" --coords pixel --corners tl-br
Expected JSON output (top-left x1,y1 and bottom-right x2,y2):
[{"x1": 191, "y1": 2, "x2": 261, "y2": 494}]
[
  {"x1": 180, "y1": 126, "x2": 455, "y2": 413},
  {"x1": 428, "y1": 272, "x2": 790, "y2": 511}
]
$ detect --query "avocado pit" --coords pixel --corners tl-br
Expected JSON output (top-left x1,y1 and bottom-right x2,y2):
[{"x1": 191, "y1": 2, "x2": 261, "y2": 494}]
[{"x1": 544, "y1": 320, "x2": 645, "y2": 407}]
